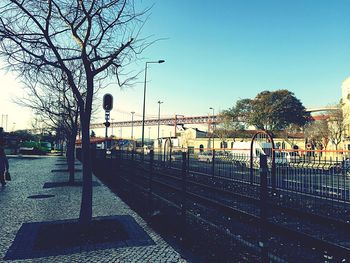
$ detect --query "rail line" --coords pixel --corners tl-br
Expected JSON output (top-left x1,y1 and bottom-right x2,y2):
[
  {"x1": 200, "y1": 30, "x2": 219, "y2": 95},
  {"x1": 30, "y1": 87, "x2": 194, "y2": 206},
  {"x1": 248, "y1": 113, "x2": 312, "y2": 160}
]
[{"x1": 116, "y1": 159, "x2": 350, "y2": 261}]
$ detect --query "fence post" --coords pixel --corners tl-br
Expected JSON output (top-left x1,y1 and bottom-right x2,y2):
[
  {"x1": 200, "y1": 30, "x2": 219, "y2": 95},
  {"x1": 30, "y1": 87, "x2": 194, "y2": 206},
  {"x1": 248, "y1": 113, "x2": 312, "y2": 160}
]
[
  {"x1": 212, "y1": 149, "x2": 216, "y2": 178},
  {"x1": 271, "y1": 155, "x2": 276, "y2": 190},
  {"x1": 181, "y1": 151, "x2": 187, "y2": 243},
  {"x1": 187, "y1": 148, "x2": 190, "y2": 172},
  {"x1": 259, "y1": 154, "x2": 269, "y2": 262},
  {"x1": 250, "y1": 151, "x2": 254, "y2": 185},
  {"x1": 148, "y1": 149, "x2": 154, "y2": 217},
  {"x1": 181, "y1": 151, "x2": 187, "y2": 215}
]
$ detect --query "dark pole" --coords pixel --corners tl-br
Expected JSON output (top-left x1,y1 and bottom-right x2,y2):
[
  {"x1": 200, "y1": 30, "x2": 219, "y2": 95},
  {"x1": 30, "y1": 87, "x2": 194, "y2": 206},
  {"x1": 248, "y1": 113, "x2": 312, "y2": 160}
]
[
  {"x1": 209, "y1": 107, "x2": 214, "y2": 149},
  {"x1": 157, "y1": 101, "x2": 163, "y2": 143},
  {"x1": 259, "y1": 154, "x2": 269, "y2": 262},
  {"x1": 131, "y1": 111, "x2": 135, "y2": 140},
  {"x1": 141, "y1": 62, "x2": 148, "y2": 150},
  {"x1": 141, "y1": 60, "x2": 165, "y2": 150}
]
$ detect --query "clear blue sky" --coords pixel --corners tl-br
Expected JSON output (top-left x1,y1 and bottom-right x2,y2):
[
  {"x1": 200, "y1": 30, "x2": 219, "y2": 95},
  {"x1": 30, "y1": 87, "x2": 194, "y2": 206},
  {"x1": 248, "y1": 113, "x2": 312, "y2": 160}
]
[
  {"x1": 1, "y1": 0, "x2": 350, "y2": 131},
  {"x1": 113, "y1": 0, "x2": 350, "y2": 119}
]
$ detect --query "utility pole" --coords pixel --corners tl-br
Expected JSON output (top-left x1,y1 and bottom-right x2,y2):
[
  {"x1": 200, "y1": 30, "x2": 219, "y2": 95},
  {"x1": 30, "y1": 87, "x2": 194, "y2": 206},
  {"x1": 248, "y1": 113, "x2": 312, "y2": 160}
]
[
  {"x1": 209, "y1": 107, "x2": 215, "y2": 149},
  {"x1": 131, "y1": 111, "x2": 135, "y2": 140},
  {"x1": 157, "y1": 101, "x2": 163, "y2": 147}
]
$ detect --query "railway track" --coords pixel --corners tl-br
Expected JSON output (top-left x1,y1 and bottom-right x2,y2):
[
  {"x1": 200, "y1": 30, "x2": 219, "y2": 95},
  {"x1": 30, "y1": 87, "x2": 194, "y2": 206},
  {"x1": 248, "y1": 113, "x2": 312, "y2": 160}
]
[{"x1": 115, "y1": 160, "x2": 350, "y2": 261}]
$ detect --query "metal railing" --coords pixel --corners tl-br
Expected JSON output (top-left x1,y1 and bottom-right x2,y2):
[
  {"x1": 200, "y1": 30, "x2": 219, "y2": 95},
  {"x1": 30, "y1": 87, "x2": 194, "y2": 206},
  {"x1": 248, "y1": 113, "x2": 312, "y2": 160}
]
[
  {"x1": 95, "y1": 147, "x2": 350, "y2": 205},
  {"x1": 79, "y1": 146, "x2": 350, "y2": 261}
]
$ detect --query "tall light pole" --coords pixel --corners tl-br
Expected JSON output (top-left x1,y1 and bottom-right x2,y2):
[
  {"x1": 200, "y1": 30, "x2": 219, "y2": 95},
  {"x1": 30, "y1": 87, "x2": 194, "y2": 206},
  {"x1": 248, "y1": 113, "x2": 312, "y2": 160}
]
[
  {"x1": 111, "y1": 118, "x2": 114, "y2": 136},
  {"x1": 157, "y1": 100, "x2": 163, "y2": 145},
  {"x1": 131, "y1": 111, "x2": 135, "y2": 140},
  {"x1": 141, "y1": 60, "x2": 165, "y2": 149},
  {"x1": 209, "y1": 107, "x2": 215, "y2": 149}
]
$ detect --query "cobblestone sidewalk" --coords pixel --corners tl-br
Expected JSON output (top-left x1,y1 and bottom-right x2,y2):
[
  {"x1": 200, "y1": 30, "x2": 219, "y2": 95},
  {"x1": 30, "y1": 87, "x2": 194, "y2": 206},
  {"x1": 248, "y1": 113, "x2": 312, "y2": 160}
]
[{"x1": 0, "y1": 156, "x2": 187, "y2": 263}]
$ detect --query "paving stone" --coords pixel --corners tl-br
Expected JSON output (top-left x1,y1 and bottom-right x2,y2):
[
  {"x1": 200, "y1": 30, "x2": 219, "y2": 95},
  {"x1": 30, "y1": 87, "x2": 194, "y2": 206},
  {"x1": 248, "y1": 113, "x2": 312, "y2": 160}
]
[{"x1": 0, "y1": 156, "x2": 187, "y2": 262}]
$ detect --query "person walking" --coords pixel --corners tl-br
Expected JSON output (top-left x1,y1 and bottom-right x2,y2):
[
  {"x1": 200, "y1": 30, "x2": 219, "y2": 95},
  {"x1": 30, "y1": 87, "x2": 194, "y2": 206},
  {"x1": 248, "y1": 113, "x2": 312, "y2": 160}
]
[{"x1": 0, "y1": 148, "x2": 9, "y2": 186}]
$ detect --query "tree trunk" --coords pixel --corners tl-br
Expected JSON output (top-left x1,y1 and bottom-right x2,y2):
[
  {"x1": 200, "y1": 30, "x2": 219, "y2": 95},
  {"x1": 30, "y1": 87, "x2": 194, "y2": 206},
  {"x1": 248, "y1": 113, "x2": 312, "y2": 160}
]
[
  {"x1": 79, "y1": 113, "x2": 93, "y2": 224},
  {"x1": 66, "y1": 132, "x2": 77, "y2": 184}
]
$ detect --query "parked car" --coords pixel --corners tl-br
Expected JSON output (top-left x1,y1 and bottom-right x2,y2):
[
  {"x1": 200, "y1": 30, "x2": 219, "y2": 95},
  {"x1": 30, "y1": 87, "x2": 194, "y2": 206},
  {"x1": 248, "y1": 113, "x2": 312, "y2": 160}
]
[
  {"x1": 170, "y1": 152, "x2": 183, "y2": 161},
  {"x1": 198, "y1": 152, "x2": 213, "y2": 163},
  {"x1": 274, "y1": 151, "x2": 300, "y2": 164}
]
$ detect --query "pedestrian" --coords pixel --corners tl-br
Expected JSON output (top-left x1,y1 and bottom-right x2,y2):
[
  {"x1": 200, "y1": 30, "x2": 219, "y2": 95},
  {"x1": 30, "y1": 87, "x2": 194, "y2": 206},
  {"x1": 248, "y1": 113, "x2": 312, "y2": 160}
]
[{"x1": 0, "y1": 148, "x2": 9, "y2": 186}]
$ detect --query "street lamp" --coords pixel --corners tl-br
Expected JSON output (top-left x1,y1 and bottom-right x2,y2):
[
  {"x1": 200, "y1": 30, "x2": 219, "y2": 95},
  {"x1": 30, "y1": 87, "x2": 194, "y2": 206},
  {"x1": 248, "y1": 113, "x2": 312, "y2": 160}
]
[
  {"x1": 157, "y1": 101, "x2": 163, "y2": 146},
  {"x1": 209, "y1": 107, "x2": 215, "y2": 149},
  {"x1": 131, "y1": 111, "x2": 135, "y2": 140},
  {"x1": 141, "y1": 60, "x2": 165, "y2": 149}
]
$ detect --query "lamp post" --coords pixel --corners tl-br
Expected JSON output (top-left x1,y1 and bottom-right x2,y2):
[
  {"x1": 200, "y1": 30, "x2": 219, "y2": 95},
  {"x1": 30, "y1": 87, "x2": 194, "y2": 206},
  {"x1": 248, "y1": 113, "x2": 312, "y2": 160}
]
[
  {"x1": 209, "y1": 107, "x2": 215, "y2": 149},
  {"x1": 111, "y1": 118, "x2": 114, "y2": 136},
  {"x1": 141, "y1": 60, "x2": 165, "y2": 150},
  {"x1": 131, "y1": 111, "x2": 135, "y2": 140},
  {"x1": 157, "y1": 100, "x2": 163, "y2": 146}
]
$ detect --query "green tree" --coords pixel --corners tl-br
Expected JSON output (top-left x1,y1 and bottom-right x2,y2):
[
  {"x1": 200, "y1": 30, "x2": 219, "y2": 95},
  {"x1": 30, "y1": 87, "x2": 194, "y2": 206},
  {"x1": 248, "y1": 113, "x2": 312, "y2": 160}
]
[
  {"x1": 226, "y1": 90, "x2": 309, "y2": 131},
  {"x1": 251, "y1": 90, "x2": 309, "y2": 130},
  {"x1": 221, "y1": 99, "x2": 253, "y2": 130}
]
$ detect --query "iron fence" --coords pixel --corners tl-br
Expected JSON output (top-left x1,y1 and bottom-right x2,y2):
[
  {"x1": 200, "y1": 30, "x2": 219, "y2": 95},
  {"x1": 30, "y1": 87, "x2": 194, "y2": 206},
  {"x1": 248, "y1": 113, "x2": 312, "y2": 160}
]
[
  {"x1": 81, "y1": 146, "x2": 350, "y2": 261},
  {"x1": 98, "y1": 147, "x2": 350, "y2": 205}
]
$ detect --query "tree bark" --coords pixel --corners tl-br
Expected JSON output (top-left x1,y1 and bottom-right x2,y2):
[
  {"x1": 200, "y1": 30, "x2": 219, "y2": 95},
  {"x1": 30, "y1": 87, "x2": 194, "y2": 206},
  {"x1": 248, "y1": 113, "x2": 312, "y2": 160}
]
[
  {"x1": 66, "y1": 132, "x2": 77, "y2": 184},
  {"x1": 79, "y1": 112, "x2": 93, "y2": 224}
]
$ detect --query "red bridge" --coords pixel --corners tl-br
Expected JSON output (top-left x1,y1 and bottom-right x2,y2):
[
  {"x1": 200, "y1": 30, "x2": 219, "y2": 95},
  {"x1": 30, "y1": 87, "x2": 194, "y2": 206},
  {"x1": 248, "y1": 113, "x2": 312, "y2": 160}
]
[{"x1": 90, "y1": 115, "x2": 218, "y2": 128}]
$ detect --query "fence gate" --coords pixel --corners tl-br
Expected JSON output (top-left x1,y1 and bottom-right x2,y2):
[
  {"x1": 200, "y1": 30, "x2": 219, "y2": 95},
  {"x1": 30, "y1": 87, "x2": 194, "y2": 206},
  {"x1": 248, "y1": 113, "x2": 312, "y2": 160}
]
[{"x1": 250, "y1": 131, "x2": 276, "y2": 188}]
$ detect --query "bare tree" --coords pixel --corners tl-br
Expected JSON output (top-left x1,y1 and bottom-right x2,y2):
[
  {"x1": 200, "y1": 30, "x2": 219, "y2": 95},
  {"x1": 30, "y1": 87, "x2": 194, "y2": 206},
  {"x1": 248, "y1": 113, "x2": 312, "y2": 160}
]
[
  {"x1": 19, "y1": 68, "x2": 83, "y2": 183},
  {"x1": 304, "y1": 117, "x2": 329, "y2": 150},
  {"x1": 0, "y1": 0, "x2": 149, "y2": 223},
  {"x1": 281, "y1": 124, "x2": 303, "y2": 148},
  {"x1": 327, "y1": 107, "x2": 345, "y2": 150}
]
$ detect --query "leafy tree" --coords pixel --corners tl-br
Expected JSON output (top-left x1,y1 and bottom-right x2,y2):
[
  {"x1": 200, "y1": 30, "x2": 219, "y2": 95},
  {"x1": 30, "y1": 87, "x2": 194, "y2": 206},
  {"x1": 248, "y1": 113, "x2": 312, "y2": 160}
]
[
  {"x1": 223, "y1": 99, "x2": 253, "y2": 130},
  {"x1": 250, "y1": 90, "x2": 309, "y2": 130},
  {"x1": 0, "y1": 0, "x2": 149, "y2": 224},
  {"x1": 225, "y1": 90, "x2": 309, "y2": 131}
]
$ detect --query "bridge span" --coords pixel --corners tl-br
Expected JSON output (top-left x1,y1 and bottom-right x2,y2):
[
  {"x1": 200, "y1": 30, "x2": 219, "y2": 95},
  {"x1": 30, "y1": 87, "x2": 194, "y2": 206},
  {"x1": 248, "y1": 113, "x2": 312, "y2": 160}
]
[
  {"x1": 90, "y1": 115, "x2": 217, "y2": 129},
  {"x1": 90, "y1": 107, "x2": 337, "y2": 129}
]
